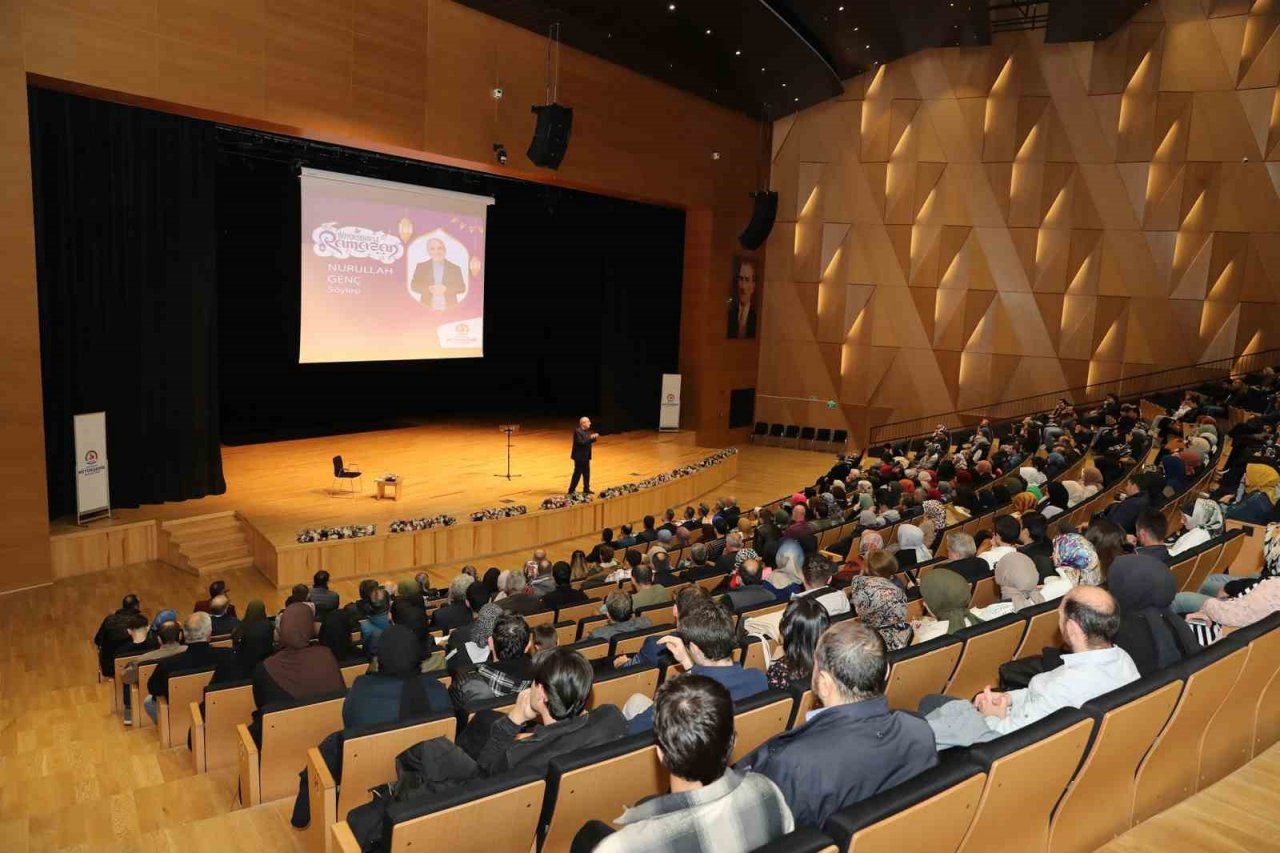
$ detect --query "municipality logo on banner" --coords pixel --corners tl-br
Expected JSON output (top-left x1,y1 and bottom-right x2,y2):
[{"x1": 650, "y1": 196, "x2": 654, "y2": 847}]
[{"x1": 311, "y1": 222, "x2": 404, "y2": 263}]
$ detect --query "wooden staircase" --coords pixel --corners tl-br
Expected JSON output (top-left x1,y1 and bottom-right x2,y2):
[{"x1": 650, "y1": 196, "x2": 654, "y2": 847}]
[{"x1": 159, "y1": 512, "x2": 255, "y2": 576}]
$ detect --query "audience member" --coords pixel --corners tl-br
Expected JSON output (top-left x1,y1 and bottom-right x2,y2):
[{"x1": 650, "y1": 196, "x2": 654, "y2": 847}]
[
  {"x1": 360, "y1": 587, "x2": 392, "y2": 655},
  {"x1": 1134, "y1": 510, "x2": 1173, "y2": 565},
  {"x1": 738, "y1": 621, "x2": 937, "y2": 828},
  {"x1": 145, "y1": 612, "x2": 234, "y2": 723},
  {"x1": 433, "y1": 575, "x2": 477, "y2": 632},
  {"x1": 979, "y1": 516, "x2": 1022, "y2": 569},
  {"x1": 1085, "y1": 519, "x2": 1127, "y2": 580},
  {"x1": 794, "y1": 554, "x2": 850, "y2": 616},
  {"x1": 208, "y1": 595, "x2": 239, "y2": 636},
  {"x1": 308, "y1": 571, "x2": 340, "y2": 619},
  {"x1": 542, "y1": 561, "x2": 591, "y2": 611},
  {"x1": 583, "y1": 676, "x2": 794, "y2": 853},
  {"x1": 720, "y1": 559, "x2": 775, "y2": 613},
  {"x1": 589, "y1": 592, "x2": 653, "y2": 642},
  {"x1": 531, "y1": 624, "x2": 559, "y2": 653},
  {"x1": 460, "y1": 648, "x2": 628, "y2": 775},
  {"x1": 250, "y1": 603, "x2": 345, "y2": 740},
  {"x1": 496, "y1": 570, "x2": 546, "y2": 615},
  {"x1": 922, "y1": 587, "x2": 1138, "y2": 748},
  {"x1": 94, "y1": 593, "x2": 150, "y2": 678},
  {"x1": 767, "y1": 597, "x2": 831, "y2": 689},
  {"x1": 194, "y1": 580, "x2": 233, "y2": 615},
  {"x1": 212, "y1": 607, "x2": 274, "y2": 686},
  {"x1": 121, "y1": 618, "x2": 184, "y2": 724},
  {"x1": 1170, "y1": 498, "x2": 1224, "y2": 557},
  {"x1": 450, "y1": 614, "x2": 534, "y2": 705},
  {"x1": 1017, "y1": 512, "x2": 1056, "y2": 580},
  {"x1": 850, "y1": 574, "x2": 912, "y2": 650},
  {"x1": 631, "y1": 563, "x2": 673, "y2": 609},
  {"x1": 615, "y1": 586, "x2": 712, "y2": 670},
  {"x1": 1053, "y1": 532, "x2": 1102, "y2": 586},
  {"x1": 994, "y1": 552, "x2": 1046, "y2": 611},
  {"x1": 915, "y1": 568, "x2": 981, "y2": 642},
  {"x1": 944, "y1": 532, "x2": 991, "y2": 585},
  {"x1": 1108, "y1": 554, "x2": 1200, "y2": 675},
  {"x1": 628, "y1": 603, "x2": 768, "y2": 733}
]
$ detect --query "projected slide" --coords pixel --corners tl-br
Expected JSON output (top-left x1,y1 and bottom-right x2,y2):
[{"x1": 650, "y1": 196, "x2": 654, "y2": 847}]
[{"x1": 299, "y1": 168, "x2": 493, "y2": 363}]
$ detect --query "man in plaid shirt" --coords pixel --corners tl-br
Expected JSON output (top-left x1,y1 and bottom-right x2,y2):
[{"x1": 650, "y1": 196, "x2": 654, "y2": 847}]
[
  {"x1": 579, "y1": 675, "x2": 793, "y2": 852},
  {"x1": 449, "y1": 614, "x2": 533, "y2": 707}
]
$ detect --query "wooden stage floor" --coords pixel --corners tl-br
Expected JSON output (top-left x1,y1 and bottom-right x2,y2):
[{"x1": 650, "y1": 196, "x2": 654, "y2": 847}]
[{"x1": 53, "y1": 419, "x2": 787, "y2": 546}]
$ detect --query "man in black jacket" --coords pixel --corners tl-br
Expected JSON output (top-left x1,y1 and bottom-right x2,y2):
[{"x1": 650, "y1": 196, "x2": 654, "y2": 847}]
[
  {"x1": 432, "y1": 575, "x2": 480, "y2": 632},
  {"x1": 94, "y1": 593, "x2": 147, "y2": 678},
  {"x1": 460, "y1": 647, "x2": 628, "y2": 775},
  {"x1": 541, "y1": 561, "x2": 591, "y2": 611},
  {"x1": 145, "y1": 612, "x2": 233, "y2": 723},
  {"x1": 568, "y1": 416, "x2": 599, "y2": 495}
]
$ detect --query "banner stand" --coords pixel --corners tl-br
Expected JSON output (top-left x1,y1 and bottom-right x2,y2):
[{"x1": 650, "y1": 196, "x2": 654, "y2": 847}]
[
  {"x1": 74, "y1": 412, "x2": 112, "y2": 525},
  {"x1": 659, "y1": 374, "x2": 682, "y2": 432}
]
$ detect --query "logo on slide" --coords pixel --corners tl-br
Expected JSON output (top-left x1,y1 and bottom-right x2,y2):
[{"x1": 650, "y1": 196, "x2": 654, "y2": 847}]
[
  {"x1": 311, "y1": 222, "x2": 404, "y2": 264},
  {"x1": 85, "y1": 450, "x2": 98, "y2": 464},
  {"x1": 455, "y1": 324, "x2": 470, "y2": 335}
]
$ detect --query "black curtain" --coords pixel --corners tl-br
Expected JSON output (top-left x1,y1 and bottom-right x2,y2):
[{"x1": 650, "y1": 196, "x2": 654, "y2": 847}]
[{"x1": 29, "y1": 88, "x2": 225, "y2": 517}]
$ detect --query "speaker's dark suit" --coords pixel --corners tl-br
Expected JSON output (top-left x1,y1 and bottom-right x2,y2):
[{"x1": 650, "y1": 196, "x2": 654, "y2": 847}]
[
  {"x1": 569, "y1": 427, "x2": 596, "y2": 493},
  {"x1": 409, "y1": 260, "x2": 466, "y2": 308}
]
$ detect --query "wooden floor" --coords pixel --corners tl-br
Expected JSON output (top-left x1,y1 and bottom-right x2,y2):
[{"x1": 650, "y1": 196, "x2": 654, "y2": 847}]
[{"x1": 51, "y1": 419, "x2": 761, "y2": 550}]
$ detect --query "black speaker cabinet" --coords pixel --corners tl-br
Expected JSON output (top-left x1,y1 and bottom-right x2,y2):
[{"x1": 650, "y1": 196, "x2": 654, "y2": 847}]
[
  {"x1": 739, "y1": 191, "x2": 778, "y2": 251},
  {"x1": 528, "y1": 104, "x2": 573, "y2": 170}
]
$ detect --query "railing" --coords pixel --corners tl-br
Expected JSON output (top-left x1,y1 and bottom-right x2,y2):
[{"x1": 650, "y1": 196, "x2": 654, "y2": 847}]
[{"x1": 869, "y1": 349, "x2": 1280, "y2": 446}]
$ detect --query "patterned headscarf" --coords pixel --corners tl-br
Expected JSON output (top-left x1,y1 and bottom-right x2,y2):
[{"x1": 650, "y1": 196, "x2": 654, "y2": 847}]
[
  {"x1": 851, "y1": 577, "x2": 912, "y2": 650},
  {"x1": 1012, "y1": 492, "x2": 1039, "y2": 514},
  {"x1": 734, "y1": 548, "x2": 760, "y2": 570},
  {"x1": 922, "y1": 500, "x2": 947, "y2": 531},
  {"x1": 1181, "y1": 497, "x2": 1224, "y2": 537},
  {"x1": 859, "y1": 530, "x2": 885, "y2": 558},
  {"x1": 1264, "y1": 522, "x2": 1280, "y2": 579},
  {"x1": 470, "y1": 604, "x2": 504, "y2": 647},
  {"x1": 1053, "y1": 533, "x2": 1101, "y2": 586}
]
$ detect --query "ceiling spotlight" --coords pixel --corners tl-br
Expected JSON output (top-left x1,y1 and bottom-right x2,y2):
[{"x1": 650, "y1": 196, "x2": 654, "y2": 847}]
[
  {"x1": 794, "y1": 97, "x2": 799, "y2": 102},
  {"x1": 668, "y1": 2, "x2": 676, "y2": 9},
  {"x1": 865, "y1": 44, "x2": 870, "y2": 49},
  {"x1": 735, "y1": 49, "x2": 741, "y2": 55},
  {"x1": 705, "y1": 28, "x2": 712, "y2": 34},
  {"x1": 782, "y1": 82, "x2": 787, "y2": 87},
  {"x1": 712, "y1": 151, "x2": 721, "y2": 160},
  {"x1": 838, "y1": 4, "x2": 844, "y2": 9}
]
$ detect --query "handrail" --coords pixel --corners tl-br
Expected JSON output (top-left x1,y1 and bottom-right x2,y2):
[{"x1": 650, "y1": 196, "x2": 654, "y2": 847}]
[{"x1": 869, "y1": 349, "x2": 1280, "y2": 446}]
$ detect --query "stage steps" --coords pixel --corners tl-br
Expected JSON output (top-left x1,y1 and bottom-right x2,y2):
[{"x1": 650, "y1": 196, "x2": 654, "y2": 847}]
[{"x1": 159, "y1": 512, "x2": 255, "y2": 576}]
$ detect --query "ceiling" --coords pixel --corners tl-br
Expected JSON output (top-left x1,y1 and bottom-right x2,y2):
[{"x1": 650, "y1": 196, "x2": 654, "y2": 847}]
[{"x1": 454, "y1": 0, "x2": 1145, "y2": 118}]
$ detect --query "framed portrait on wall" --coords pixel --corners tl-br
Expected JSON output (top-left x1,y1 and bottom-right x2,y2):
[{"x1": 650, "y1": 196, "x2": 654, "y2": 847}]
[{"x1": 728, "y1": 255, "x2": 760, "y2": 339}]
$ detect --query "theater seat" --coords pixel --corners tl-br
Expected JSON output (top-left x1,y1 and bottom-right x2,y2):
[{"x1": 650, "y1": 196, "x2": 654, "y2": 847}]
[
  {"x1": 1047, "y1": 671, "x2": 1183, "y2": 853},
  {"x1": 731, "y1": 690, "x2": 796, "y2": 763},
  {"x1": 538, "y1": 734, "x2": 664, "y2": 853},
  {"x1": 823, "y1": 754, "x2": 985, "y2": 853},
  {"x1": 368, "y1": 766, "x2": 546, "y2": 853},
  {"x1": 944, "y1": 615, "x2": 1026, "y2": 700},
  {"x1": 238, "y1": 692, "x2": 345, "y2": 806},
  {"x1": 1131, "y1": 641, "x2": 1248, "y2": 824},
  {"x1": 587, "y1": 665, "x2": 660, "y2": 711},
  {"x1": 955, "y1": 708, "x2": 1094, "y2": 853},
  {"x1": 1013, "y1": 599, "x2": 1064, "y2": 659},
  {"x1": 884, "y1": 635, "x2": 963, "y2": 711},
  {"x1": 1197, "y1": 614, "x2": 1280, "y2": 786}
]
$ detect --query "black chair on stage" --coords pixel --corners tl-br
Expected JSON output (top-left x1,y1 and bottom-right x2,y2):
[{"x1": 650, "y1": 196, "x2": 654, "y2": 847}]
[
  {"x1": 751, "y1": 422, "x2": 769, "y2": 443},
  {"x1": 331, "y1": 455, "x2": 362, "y2": 495}
]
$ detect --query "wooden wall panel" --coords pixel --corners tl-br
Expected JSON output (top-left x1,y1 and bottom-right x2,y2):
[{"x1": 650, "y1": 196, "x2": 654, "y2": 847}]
[{"x1": 762, "y1": 1, "x2": 1280, "y2": 446}]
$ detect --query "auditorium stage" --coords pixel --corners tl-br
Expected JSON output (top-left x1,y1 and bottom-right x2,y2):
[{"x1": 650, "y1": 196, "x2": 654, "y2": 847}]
[{"x1": 49, "y1": 420, "x2": 829, "y2": 587}]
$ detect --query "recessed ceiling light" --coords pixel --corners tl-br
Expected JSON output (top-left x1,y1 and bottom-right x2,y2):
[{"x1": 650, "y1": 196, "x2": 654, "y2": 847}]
[
  {"x1": 735, "y1": 49, "x2": 742, "y2": 55},
  {"x1": 838, "y1": 4, "x2": 844, "y2": 9},
  {"x1": 854, "y1": 26, "x2": 859, "y2": 31},
  {"x1": 705, "y1": 28, "x2": 712, "y2": 35},
  {"x1": 782, "y1": 83, "x2": 787, "y2": 87},
  {"x1": 668, "y1": 3, "x2": 676, "y2": 9},
  {"x1": 794, "y1": 97, "x2": 799, "y2": 101}
]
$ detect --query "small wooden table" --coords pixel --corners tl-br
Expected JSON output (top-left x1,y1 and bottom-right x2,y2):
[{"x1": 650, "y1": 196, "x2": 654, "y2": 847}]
[{"x1": 374, "y1": 477, "x2": 403, "y2": 501}]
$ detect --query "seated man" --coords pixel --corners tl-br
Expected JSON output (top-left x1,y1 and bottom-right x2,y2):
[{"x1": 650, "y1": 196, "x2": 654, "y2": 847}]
[
  {"x1": 588, "y1": 592, "x2": 653, "y2": 642},
  {"x1": 793, "y1": 554, "x2": 850, "y2": 616},
  {"x1": 627, "y1": 602, "x2": 768, "y2": 734},
  {"x1": 649, "y1": 551, "x2": 680, "y2": 587},
  {"x1": 308, "y1": 570, "x2": 341, "y2": 619},
  {"x1": 461, "y1": 647, "x2": 628, "y2": 775},
  {"x1": 541, "y1": 560, "x2": 591, "y2": 611},
  {"x1": 93, "y1": 593, "x2": 151, "y2": 679},
  {"x1": 1134, "y1": 509, "x2": 1174, "y2": 566},
  {"x1": 922, "y1": 587, "x2": 1139, "y2": 748},
  {"x1": 432, "y1": 574, "x2": 478, "y2": 632},
  {"x1": 208, "y1": 595, "x2": 240, "y2": 636},
  {"x1": 449, "y1": 614, "x2": 533, "y2": 706},
  {"x1": 680, "y1": 542, "x2": 718, "y2": 579},
  {"x1": 497, "y1": 570, "x2": 546, "y2": 616},
  {"x1": 193, "y1": 580, "x2": 234, "y2": 615},
  {"x1": 736, "y1": 621, "x2": 937, "y2": 829},
  {"x1": 944, "y1": 532, "x2": 992, "y2": 585},
  {"x1": 616, "y1": 586, "x2": 712, "y2": 670},
  {"x1": 580, "y1": 676, "x2": 794, "y2": 853},
  {"x1": 719, "y1": 558, "x2": 775, "y2": 613},
  {"x1": 631, "y1": 563, "x2": 672, "y2": 609},
  {"x1": 145, "y1": 612, "x2": 234, "y2": 723}
]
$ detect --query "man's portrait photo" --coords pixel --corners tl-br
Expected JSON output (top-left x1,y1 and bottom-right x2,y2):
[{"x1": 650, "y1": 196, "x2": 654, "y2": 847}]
[
  {"x1": 408, "y1": 232, "x2": 468, "y2": 311},
  {"x1": 728, "y1": 255, "x2": 759, "y2": 339}
]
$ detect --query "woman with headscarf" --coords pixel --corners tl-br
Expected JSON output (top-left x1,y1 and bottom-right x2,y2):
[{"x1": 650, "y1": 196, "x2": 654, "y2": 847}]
[
  {"x1": 232, "y1": 600, "x2": 267, "y2": 643},
  {"x1": 836, "y1": 529, "x2": 885, "y2": 584},
  {"x1": 851, "y1": 575, "x2": 913, "y2": 650},
  {"x1": 1040, "y1": 482, "x2": 1071, "y2": 520},
  {"x1": 893, "y1": 523, "x2": 932, "y2": 564},
  {"x1": 916, "y1": 568, "x2": 981, "y2": 642},
  {"x1": 1228, "y1": 463, "x2": 1280, "y2": 523},
  {"x1": 448, "y1": 602, "x2": 503, "y2": 672},
  {"x1": 994, "y1": 552, "x2": 1046, "y2": 611},
  {"x1": 1109, "y1": 554, "x2": 1201, "y2": 676},
  {"x1": 916, "y1": 518, "x2": 938, "y2": 555},
  {"x1": 318, "y1": 609, "x2": 361, "y2": 666},
  {"x1": 250, "y1": 603, "x2": 345, "y2": 742},
  {"x1": 1080, "y1": 466, "x2": 1104, "y2": 498},
  {"x1": 1053, "y1": 533, "x2": 1102, "y2": 586},
  {"x1": 1011, "y1": 491, "x2": 1039, "y2": 516},
  {"x1": 1170, "y1": 497, "x2": 1225, "y2": 556},
  {"x1": 922, "y1": 500, "x2": 947, "y2": 536},
  {"x1": 1161, "y1": 452, "x2": 1195, "y2": 494},
  {"x1": 391, "y1": 599, "x2": 439, "y2": 661},
  {"x1": 767, "y1": 597, "x2": 831, "y2": 689},
  {"x1": 481, "y1": 567, "x2": 501, "y2": 598},
  {"x1": 1019, "y1": 467, "x2": 1048, "y2": 500}
]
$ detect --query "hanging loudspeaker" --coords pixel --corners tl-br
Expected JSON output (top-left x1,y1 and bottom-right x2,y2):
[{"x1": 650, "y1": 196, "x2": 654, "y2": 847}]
[
  {"x1": 738, "y1": 190, "x2": 778, "y2": 251},
  {"x1": 528, "y1": 104, "x2": 573, "y2": 170}
]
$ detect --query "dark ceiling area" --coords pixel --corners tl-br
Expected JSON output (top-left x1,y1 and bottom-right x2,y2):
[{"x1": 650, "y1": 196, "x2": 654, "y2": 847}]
[{"x1": 455, "y1": 0, "x2": 1146, "y2": 118}]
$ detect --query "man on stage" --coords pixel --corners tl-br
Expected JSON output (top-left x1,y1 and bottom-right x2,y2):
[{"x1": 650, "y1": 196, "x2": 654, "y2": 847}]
[{"x1": 569, "y1": 416, "x2": 599, "y2": 495}]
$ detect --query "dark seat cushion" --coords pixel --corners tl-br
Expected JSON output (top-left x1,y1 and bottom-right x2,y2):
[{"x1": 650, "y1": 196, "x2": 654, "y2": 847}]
[{"x1": 751, "y1": 826, "x2": 841, "y2": 853}]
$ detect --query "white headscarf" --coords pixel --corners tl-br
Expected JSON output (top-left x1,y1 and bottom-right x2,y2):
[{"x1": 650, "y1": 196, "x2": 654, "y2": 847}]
[
  {"x1": 1020, "y1": 467, "x2": 1048, "y2": 488},
  {"x1": 895, "y1": 523, "x2": 932, "y2": 562}
]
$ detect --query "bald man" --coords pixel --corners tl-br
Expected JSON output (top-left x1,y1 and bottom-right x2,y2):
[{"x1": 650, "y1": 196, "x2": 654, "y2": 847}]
[
  {"x1": 569, "y1": 417, "x2": 600, "y2": 495},
  {"x1": 922, "y1": 586, "x2": 1139, "y2": 748},
  {"x1": 409, "y1": 238, "x2": 466, "y2": 309}
]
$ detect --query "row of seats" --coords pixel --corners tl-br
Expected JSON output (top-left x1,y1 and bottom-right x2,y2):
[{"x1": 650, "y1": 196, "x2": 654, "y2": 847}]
[{"x1": 751, "y1": 423, "x2": 849, "y2": 451}]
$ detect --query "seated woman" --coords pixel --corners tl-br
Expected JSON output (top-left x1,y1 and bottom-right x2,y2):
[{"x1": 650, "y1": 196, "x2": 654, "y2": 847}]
[
  {"x1": 995, "y1": 552, "x2": 1047, "y2": 612},
  {"x1": 211, "y1": 604, "x2": 274, "y2": 686},
  {"x1": 1053, "y1": 532, "x2": 1102, "y2": 587},
  {"x1": 290, "y1": 624, "x2": 451, "y2": 827},
  {"x1": 835, "y1": 530, "x2": 884, "y2": 585},
  {"x1": 1039, "y1": 483, "x2": 1071, "y2": 520},
  {"x1": 250, "y1": 602, "x2": 345, "y2": 743},
  {"x1": 1170, "y1": 497, "x2": 1225, "y2": 557},
  {"x1": 1187, "y1": 575, "x2": 1280, "y2": 633},
  {"x1": 1108, "y1": 554, "x2": 1201, "y2": 676},
  {"x1": 1176, "y1": 520, "x2": 1278, "y2": 614},
  {"x1": 891, "y1": 523, "x2": 932, "y2": 565},
  {"x1": 851, "y1": 574, "x2": 912, "y2": 651},
  {"x1": 317, "y1": 608, "x2": 364, "y2": 668},
  {"x1": 913, "y1": 568, "x2": 982, "y2": 644},
  {"x1": 766, "y1": 597, "x2": 830, "y2": 689}
]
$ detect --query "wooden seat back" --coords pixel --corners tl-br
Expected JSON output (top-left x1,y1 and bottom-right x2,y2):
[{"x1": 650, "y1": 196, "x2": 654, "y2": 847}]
[
  {"x1": 885, "y1": 639, "x2": 962, "y2": 711},
  {"x1": 1169, "y1": 552, "x2": 1199, "y2": 592},
  {"x1": 1215, "y1": 532, "x2": 1245, "y2": 573},
  {"x1": 588, "y1": 667, "x2": 660, "y2": 710},
  {"x1": 132, "y1": 662, "x2": 161, "y2": 729},
  {"x1": 339, "y1": 716, "x2": 456, "y2": 818},
  {"x1": 612, "y1": 625, "x2": 675, "y2": 657},
  {"x1": 730, "y1": 692, "x2": 795, "y2": 763},
  {"x1": 555, "y1": 601, "x2": 601, "y2": 625},
  {"x1": 539, "y1": 742, "x2": 666, "y2": 853},
  {"x1": 247, "y1": 695, "x2": 345, "y2": 804},
  {"x1": 945, "y1": 618, "x2": 1026, "y2": 700},
  {"x1": 1047, "y1": 678, "x2": 1182, "y2": 853},
  {"x1": 383, "y1": 774, "x2": 546, "y2": 853},
  {"x1": 1132, "y1": 646, "x2": 1247, "y2": 823},
  {"x1": 340, "y1": 661, "x2": 368, "y2": 688},
  {"x1": 956, "y1": 713, "x2": 1094, "y2": 853},
  {"x1": 1199, "y1": 628, "x2": 1280, "y2": 787},
  {"x1": 110, "y1": 651, "x2": 148, "y2": 716},
  {"x1": 524, "y1": 609, "x2": 558, "y2": 628},
  {"x1": 196, "y1": 681, "x2": 254, "y2": 772},
  {"x1": 159, "y1": 668, "x2": 215, "y2": 748},
  {"x1": 1181, "y1": 544, "x2": 1224, "y2": 594},
  {"x1": 1014, "y1": 605, "x2": 1063, "y2": 659},
  {"x1": 841, "y1": 771, "x2": 986, "y2": 853},
  {"x1": 968, "y1": 577, "x2": 998, "y2": 609},
  {"x1": 741, "y1": 636, "x2": 771, "y2": 672},
  {"x1": 695, "y1": 573, "x2": 727, "y2": 591}
]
